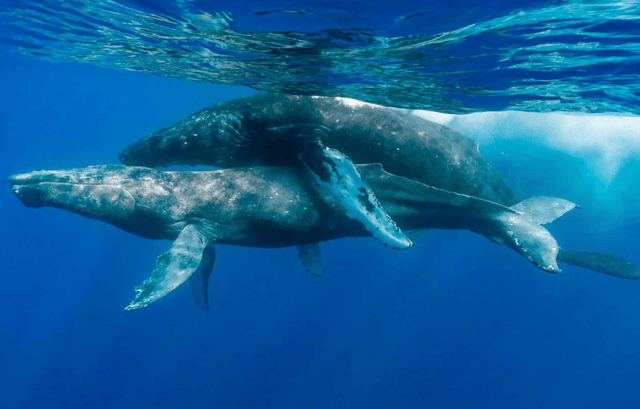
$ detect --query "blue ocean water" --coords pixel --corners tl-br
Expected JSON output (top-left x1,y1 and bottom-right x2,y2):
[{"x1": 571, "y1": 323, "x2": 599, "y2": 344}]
[
  {"x1": 1, "y1": 1, "x2": 640, "y2": 409},
  {"x1": 2, "y1": 0, "x2": 640, "y2": 113}
]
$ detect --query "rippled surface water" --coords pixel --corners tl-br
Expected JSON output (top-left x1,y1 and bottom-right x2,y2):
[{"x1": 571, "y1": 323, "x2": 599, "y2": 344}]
[{"x1": 1, "y1": 0, "x2": 639, "y2": 113}]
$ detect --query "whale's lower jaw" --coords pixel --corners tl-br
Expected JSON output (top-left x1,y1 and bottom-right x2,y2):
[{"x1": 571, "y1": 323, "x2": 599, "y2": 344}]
[{"x1": 11, "y1": 184, "x2": 48, "y2": 208}]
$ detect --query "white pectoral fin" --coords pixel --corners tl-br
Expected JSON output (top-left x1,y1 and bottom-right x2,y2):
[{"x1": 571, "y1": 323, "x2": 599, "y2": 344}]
[
  {"x1": 125, "y1": 224, "x2": 216, "y2": 311},
  {"x1": 299, "y1": 144, "x2": 412, "y2": 250},
  {"x1": 298, "y1": 243, "x2": 323, "y2": 276}
]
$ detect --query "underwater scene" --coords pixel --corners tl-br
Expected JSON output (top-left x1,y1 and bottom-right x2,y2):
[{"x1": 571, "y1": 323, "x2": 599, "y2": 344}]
[{"x1": 1, "y1": 1, "x2": 640, "y2": 408}]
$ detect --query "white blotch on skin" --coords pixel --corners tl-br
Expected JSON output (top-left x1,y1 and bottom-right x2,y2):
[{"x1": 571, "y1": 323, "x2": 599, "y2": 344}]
[{"x1": 336, "y1": 97, "x2": 383, "y2": 109}]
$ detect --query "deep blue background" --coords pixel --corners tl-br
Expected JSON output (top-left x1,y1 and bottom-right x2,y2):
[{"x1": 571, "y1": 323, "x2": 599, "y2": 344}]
[{"x1": 2, "y1": 47, "x2": 640, "y2": 409}]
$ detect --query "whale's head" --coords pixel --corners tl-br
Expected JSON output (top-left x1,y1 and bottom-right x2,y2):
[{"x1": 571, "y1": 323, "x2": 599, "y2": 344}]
[
  {"x1": 118, "y1": 124, "x2": 192, "y2": 168},
  {"x1": 119, "y1": 105, "x2": 256, "y2": 169},
  {"x1": 8, "y1": 165, "x2": 173, "y2": 238}
]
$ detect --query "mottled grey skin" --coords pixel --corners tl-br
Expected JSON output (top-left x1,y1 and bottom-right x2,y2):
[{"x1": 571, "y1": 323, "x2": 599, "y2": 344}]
[
  {"x1": 9, "y1": 165, "x2": 640, "y2": 310},
  {"x1": 119, "y1": 93, "x2": 518, "y2": 206},
  {"x1": 9, "y1": 164, "x2": 560, "y2": 262}
]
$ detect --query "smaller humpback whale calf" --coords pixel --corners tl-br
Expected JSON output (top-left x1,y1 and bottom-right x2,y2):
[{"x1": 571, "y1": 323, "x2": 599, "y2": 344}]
[{"x1": 9, "y1": 164, "x2": 640, "y2": 311}]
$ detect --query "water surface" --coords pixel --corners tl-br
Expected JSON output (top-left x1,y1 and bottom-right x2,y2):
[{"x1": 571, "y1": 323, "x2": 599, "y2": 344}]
[{"x1": 2, "y1": 0, "x2": 639, "y2": 113}]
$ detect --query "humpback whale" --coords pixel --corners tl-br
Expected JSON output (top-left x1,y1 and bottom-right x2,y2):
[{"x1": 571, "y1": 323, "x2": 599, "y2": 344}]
[
  {"x1": 9, "y1": 164, "x2": 640, "y2": 311},
  {"x1": 120, "y1": 94, "x2": 517, "y2": 204}
]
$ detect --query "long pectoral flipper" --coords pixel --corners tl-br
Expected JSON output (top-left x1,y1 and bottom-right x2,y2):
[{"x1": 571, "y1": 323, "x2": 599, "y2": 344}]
[
  {"x1": 298, "y1": 244, "x2": 323, "y2": 276},
  {"x1": 264, "y1": 125, "x2": 410, "y2": 249},
  {"x1": 189, "y1": 243, "x2": 216, "y2": 310},
  {"x1": 299, "y1": 144, "x2": 412, "y2": 250},
  {"x1": 125, "y1": 224, "x2": 216, "y2": 311},
  {"x1": 558, "y1": 249, "x2": 640, "y2": 279}
]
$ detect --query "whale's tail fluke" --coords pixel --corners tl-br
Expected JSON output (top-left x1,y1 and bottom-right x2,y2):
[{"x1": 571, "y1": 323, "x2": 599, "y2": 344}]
[
  {"x1": 499, "y1": 196, "x2": 640, "y2": 279},
  {"x1": 487, "y1": 197, "x2": 578, "y2": 273}
]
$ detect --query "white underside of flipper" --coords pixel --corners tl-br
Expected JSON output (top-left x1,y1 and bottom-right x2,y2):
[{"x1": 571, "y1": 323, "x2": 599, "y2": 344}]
[
  {"x1": 299, "y1": 146, "x2": 412, "y2": 250},
  {"x1": 265, "y1": 124, "x2": 411, "y2": 250},
  {"x1": 125, "y1": 224, "x2": 216, "y2": 311}
]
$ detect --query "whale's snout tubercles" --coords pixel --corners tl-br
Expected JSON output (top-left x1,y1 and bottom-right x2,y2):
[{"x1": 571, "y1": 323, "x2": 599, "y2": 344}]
[
  {"x1": 9, "y1": 170, "x2": 58, "y2": 186},
  {"x1": 8, "y1": 169, "x2": 137, "y2": 221}
]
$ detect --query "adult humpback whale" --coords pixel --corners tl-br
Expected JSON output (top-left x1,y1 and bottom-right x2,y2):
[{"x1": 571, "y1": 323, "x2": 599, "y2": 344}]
[
  {"x1": 9, "y1": 164, "x2": 640, "y2": 311},
  {"x1": 120, "y1": 93, "x2": 517, "y2": 206}
]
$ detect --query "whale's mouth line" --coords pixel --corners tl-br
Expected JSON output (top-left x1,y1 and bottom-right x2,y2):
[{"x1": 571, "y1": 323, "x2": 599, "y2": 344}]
[
  {"x1": 8, "y1": 173, "x2": 112, "y2": 187},
  {"x1": 8, "y1": 172, "x2": 69, "y2": 187},
  {"x1": 8, "y1": 174, "x2": 123, "y2": 208},
  {"x1": 8, "y1": 177, "x2": 128, "y2": 195},
  {"x1": 10, "y1": 179, "x2": 106, "y2": 186},
  {"x1": 8, "y1": 174, "x2": 40, "y2": 186}
]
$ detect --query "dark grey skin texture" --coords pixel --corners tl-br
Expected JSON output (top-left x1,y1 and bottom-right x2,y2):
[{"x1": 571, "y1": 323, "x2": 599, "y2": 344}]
[
  {"x1": 119, "y1": 93, "x2": 518, "y2": 206},
  {"x1": 9, "y1": 164, "x2": 640, "y2": 280}
]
